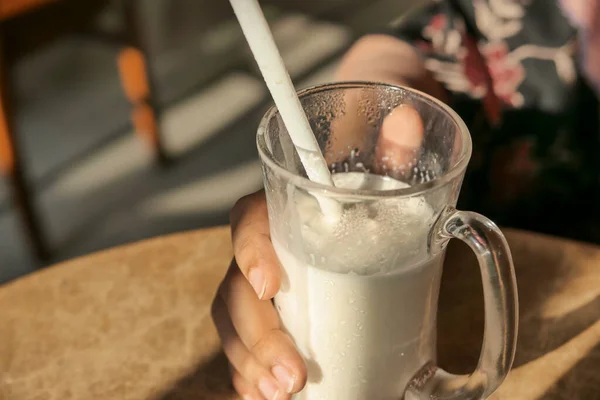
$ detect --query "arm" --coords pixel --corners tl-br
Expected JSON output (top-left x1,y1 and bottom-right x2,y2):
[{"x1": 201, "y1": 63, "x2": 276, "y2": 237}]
[{"x1": 335, "y1": 34, "x2": 448, "y2": 102}]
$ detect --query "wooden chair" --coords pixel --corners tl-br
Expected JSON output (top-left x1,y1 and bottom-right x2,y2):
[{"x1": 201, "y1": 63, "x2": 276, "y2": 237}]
[{"x1": 0, "y1": 0, "x2": 167, "y2": 261}]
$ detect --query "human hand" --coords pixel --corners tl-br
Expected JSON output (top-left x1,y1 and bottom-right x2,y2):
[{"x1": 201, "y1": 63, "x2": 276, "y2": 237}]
[
  {"x1": 212, "y1": 191, "x2": 307, "y2": 400},
  {"x1": 212, "y1": 102, "x2": 425, "y2": 399},
  {"x1": 214, "y1": 33, "x2": 428, "y2": 399}
]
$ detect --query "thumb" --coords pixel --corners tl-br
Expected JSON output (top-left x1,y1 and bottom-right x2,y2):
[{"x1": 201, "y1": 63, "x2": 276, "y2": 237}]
[{"x1": 375, "y1": 104, "x2": 425, "y2": 177}]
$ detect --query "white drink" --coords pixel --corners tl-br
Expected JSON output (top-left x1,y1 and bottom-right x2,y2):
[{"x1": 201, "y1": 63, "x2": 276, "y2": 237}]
[{"x1": 272, "y1": 172, "x2": 444, "y2": 399}]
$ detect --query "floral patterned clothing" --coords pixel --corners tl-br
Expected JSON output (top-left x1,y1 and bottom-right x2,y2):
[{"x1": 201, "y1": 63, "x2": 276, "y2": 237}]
[{"x1": 391, "y1": 0, "x2": 600, "y2": 242}]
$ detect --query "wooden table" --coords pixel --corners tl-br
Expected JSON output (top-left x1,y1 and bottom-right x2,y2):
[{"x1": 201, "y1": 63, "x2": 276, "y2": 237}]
[{"x1": 0, "y1": 227, "x2": 598, "y2": 399}]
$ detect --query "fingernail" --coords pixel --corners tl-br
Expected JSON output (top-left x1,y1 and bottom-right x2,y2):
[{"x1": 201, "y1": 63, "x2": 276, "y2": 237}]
[
  {"x1": 272, "y1": 364, "x2": 296, "y2": 393},
  {"x1": 258, "y1": 377, "x2": 280, "y2": 400},
  {"x1": 249, "y1": 268, "x2": 266, "y2": 299}
]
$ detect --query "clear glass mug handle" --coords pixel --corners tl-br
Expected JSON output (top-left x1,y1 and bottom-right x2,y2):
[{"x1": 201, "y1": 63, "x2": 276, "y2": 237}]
[{"x1": 405, "y1": 208, "x2": 519, "y2": 400}]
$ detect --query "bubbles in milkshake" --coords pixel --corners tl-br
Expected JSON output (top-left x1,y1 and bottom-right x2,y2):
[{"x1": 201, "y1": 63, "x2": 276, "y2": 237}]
[{"x1": 298, "y1": 172, "x2": 434, "y2": 275}]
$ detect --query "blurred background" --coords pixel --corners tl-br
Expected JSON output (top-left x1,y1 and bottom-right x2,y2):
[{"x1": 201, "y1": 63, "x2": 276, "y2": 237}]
[{"x1": 0, "y1": 0, "x2": 420, "y2": 283}]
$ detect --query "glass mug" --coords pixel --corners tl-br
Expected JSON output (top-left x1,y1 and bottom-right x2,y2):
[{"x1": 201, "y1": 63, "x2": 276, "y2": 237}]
[{"x1": 257, "y1": 82, "x2": 518, "y2": 399}]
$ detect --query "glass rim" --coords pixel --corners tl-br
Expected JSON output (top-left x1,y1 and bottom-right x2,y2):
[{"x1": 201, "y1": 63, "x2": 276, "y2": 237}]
[{"x1": 257, "y1": 81, "x2": 472, "y2": 199}]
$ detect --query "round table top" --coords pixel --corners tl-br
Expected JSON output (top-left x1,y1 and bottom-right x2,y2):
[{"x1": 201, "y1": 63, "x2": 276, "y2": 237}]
[{"x1": 0, "y1": 226, "x2": 598, "y2": 400}]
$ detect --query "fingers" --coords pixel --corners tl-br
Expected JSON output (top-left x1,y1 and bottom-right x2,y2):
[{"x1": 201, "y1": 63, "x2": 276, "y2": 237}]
[
  {"x1": 230, "y1": 191, "x2": 281, "y2": 300},
  {"x1": 375, "y1": 104, "x2": 425, "y2": 176},
  {"x1": 322, "y1": 93, "x2": 425, "y2": 179},
  {"x1": 213, "y1": 294, "x2": 284, "y2": 399},
  {"x1": 251, "y1": 328, "x2": 307, "y2": 394},
  {"x1": 230, "y1": 369, "x2": 265, "y2": 400},
  {"x1": 227, "y1": 191, "x2": 307, "y2": 397},
  {"x1": 326, "y1": 89, "x2": 371, "y2": 165},
  {"x1": 213, "y1": 262, "x2": 307, "y2": 399},
  {"x1": 220, "y1": 262, "x2": 307, "y2": 390},
  {"x1": 219, "y1": 260, "x2": 281, "y2": 349}
]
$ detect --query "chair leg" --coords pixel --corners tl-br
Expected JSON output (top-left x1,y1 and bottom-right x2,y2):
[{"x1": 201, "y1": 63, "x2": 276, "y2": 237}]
[
  {"x1": 118, "y1": 0, "x2": 168, "y2": 165},
  {"x1": 0, "y1": 43, "x2": 50, "y2": 261}
]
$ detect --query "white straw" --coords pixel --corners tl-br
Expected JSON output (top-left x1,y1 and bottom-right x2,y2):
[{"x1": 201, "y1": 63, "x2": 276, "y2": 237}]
[{"x1": 229, "y1": 0, "x2": 341, "y2": 218}]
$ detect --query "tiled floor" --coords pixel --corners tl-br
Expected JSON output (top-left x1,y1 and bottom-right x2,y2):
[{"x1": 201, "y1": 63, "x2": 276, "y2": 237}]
[{"x1": 0, "y1": 0, "x2": 414, "y2": 283}]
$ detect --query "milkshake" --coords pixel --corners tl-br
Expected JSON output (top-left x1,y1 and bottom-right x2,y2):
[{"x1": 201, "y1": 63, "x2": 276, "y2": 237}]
[
  {"x1": 260, "y1": 82, "x2": 518, "y2": 400},
  {"x1": 272, "y1": 172, "x2": 444, "y2": 399}
]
